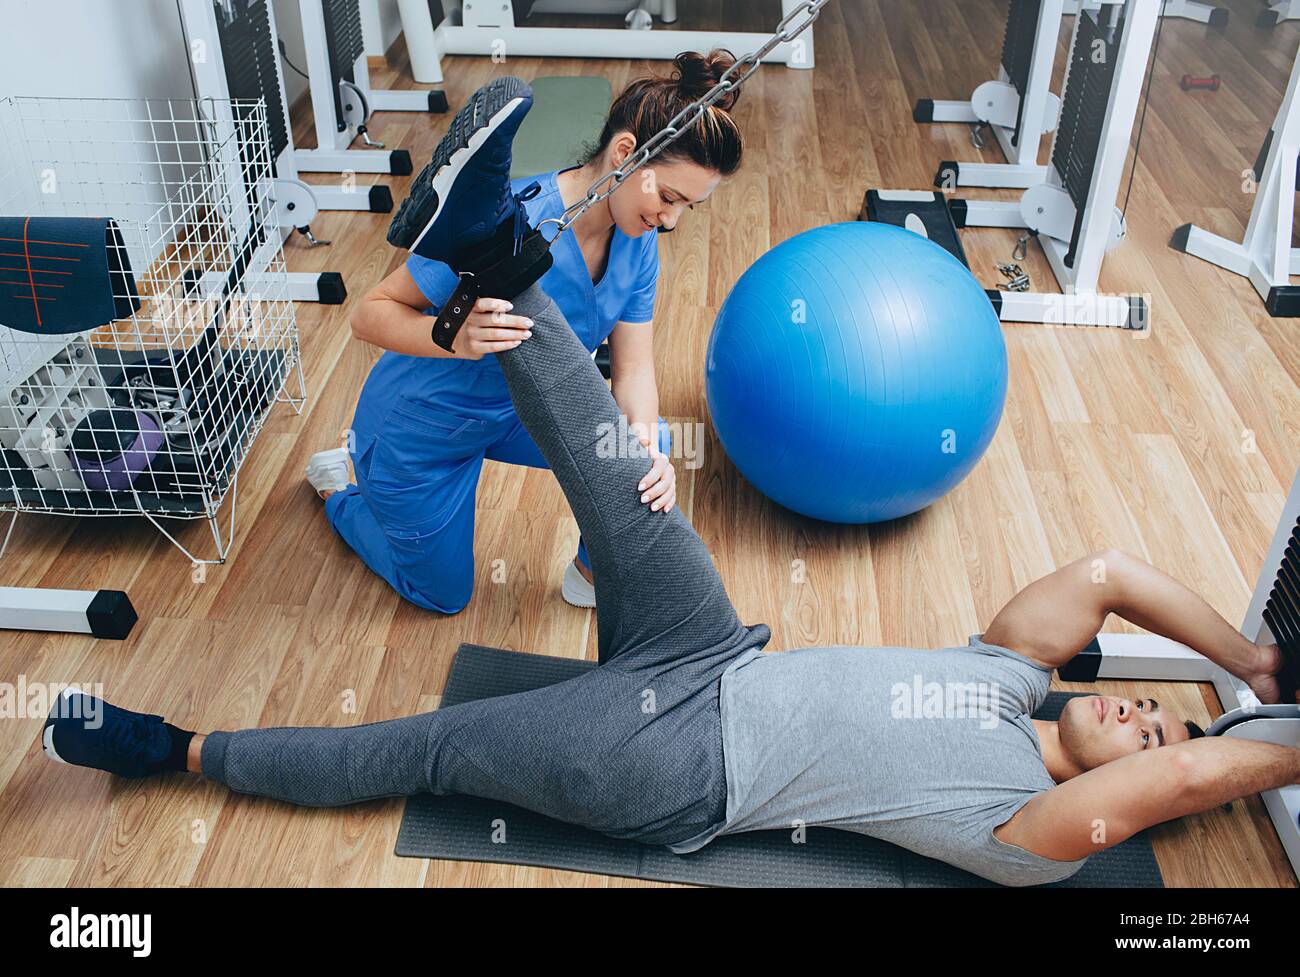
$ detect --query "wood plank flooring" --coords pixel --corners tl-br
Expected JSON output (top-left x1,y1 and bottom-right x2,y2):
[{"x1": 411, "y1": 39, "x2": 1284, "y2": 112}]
[{"x1": 1, "y1": 0, "x2": 1296, "y2": 887}]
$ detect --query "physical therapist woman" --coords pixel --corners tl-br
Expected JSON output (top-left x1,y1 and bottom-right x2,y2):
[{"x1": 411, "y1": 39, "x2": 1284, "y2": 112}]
[{"x1": 305, "y1": 50, "x2": 745, "y2": 613}]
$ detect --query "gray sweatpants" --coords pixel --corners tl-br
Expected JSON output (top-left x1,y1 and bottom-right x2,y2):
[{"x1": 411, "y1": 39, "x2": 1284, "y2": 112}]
[{"x1": 201, "y1": 283, "x2": 770, "y2": 846}]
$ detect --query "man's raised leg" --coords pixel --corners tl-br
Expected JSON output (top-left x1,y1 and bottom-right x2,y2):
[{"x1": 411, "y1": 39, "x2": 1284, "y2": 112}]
[
  {"x1": 494, "y1": 283, "x2": 766, "y2": 665},
  {"x1": 383, "y1": 73, "x2": 764, "y2": 665}
]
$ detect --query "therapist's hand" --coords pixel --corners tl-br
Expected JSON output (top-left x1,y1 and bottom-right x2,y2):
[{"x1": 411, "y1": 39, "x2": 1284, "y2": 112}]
[
  {"x1": 451, "y1": 297, "x2": 534, "y2": 360},
  {"x1": 637, "y1": 435, "x2": 676, "y2": 513}
]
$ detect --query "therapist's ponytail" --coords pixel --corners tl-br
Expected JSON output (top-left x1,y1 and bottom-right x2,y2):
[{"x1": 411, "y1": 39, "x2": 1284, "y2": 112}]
[{"x1": 583, "y1": 49, "x2": 745, "y2": 176}]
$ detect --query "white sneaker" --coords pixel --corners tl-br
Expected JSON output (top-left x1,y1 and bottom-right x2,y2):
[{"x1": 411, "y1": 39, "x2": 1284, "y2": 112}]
[
  {"x1": 305, "y1": 446, "x2": 353, "y2": 497},
  {"x1": 561, "y1": 560, "x2": 596, "y2": 608}
]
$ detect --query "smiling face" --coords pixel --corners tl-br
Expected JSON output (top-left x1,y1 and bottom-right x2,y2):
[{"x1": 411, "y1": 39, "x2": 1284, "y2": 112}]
[
  {"x1": 1058, "y1": 694, "x2": 1192, "y2": 769},
  {"x1": 598, "y1": 134, "x2": 723, "y2": 237},
  {"x1": 613, "y1": 158, "x2": 722, "y2": 236}
]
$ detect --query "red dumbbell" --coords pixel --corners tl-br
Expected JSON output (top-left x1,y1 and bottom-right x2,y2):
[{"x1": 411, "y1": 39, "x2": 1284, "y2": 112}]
[{"x1": 1180, "y1": 74, "x2": 1222, "y2": 92}]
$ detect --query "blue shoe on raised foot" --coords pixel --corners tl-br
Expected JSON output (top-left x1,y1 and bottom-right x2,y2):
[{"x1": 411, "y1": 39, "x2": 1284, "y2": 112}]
[
  {"x1": 43, "y1": 688, "x2": 172, "y2": 778},
  {"x1": 389, "y1": 76, "x2": 536, "y2": 265}
]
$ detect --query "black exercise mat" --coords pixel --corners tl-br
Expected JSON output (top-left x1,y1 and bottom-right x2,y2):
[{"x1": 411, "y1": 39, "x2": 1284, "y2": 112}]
[{"x1": 396, "y1": 644, "x2": 1164, "y2": 888}]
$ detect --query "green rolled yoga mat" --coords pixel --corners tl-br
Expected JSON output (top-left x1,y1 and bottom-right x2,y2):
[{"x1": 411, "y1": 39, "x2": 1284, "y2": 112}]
[
  {"x1": 396, "y1": 644, "x2": 1165, "y2": 888},
  {"x1": 510, "y1": 76, "x2": 613, "y2": 179}
]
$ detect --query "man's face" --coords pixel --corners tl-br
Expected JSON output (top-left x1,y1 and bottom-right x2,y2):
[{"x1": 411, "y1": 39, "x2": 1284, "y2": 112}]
[{"x1": 1058, "y1": 694, "x2": 1191, "y2": 769}]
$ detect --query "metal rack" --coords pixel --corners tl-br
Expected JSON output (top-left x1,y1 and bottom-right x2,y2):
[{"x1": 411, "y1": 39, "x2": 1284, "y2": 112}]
[
  {"x1": 1171, "y1": 41, "x2": 1300, "y2": 317},
  {"x1": 0, "y1": 94, "x2": 305, "y2": 565}
]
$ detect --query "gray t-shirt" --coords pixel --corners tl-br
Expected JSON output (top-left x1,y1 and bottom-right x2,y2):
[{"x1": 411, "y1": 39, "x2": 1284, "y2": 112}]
[{"x1": 675, "y1": 635, "x2": 1088, "y2": 887}]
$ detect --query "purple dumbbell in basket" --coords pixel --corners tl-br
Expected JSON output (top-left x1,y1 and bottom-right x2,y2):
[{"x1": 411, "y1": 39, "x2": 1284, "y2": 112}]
[{"x1": 70, "y1": 408, "x2": 165, "y2": 492}]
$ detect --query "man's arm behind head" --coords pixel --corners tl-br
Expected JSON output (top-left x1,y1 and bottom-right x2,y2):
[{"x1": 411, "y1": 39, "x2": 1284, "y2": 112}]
[{"x1": 996, "y1": 736, "x2": 1300, "y2": 863}]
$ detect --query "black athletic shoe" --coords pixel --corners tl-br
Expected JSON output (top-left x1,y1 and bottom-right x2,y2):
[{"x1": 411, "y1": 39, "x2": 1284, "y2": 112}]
[
  {"x1": 388, "y1": 76, "x2": 535, "y2": 265},
  {"x1": 43, "y1": 688, "x2": 172, "y2": 778}
]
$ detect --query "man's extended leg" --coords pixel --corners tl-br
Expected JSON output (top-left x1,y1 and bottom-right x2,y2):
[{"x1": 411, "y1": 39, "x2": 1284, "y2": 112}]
[
  {"x1": 46, "y1": 658, "x2": 730, "y2": 846},
  {"x1": 486, "y1": 410, "x2": 676, "y2": 607},
  {"x1": 40, "y1": 282, "x2": 762, "y2": 846},
  {"x1": 169, "y1": 283, "x2": 770, "y2": 844},
  {"x1": 189, "y1": 657, "x2": 728, "y2": 844},
  {"x1": 493, "y1": 282, "x2": 767, "y2": 665}
]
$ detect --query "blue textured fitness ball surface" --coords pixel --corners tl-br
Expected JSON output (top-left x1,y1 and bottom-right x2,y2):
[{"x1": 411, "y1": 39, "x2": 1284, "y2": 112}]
[{"x1": 705, "y1": 222, "x2": 1007, "y2": 524}]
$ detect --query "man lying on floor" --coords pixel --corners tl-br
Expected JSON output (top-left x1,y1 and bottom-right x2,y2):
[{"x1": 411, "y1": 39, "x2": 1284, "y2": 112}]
[{"x1": 42, "y1": 77, "x2": 1300, "y2": 887}]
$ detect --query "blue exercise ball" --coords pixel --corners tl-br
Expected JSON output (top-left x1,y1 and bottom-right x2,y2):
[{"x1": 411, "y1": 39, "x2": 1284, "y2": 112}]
[{"x1": 705, "y1": 222, "x2": 1007, "y2": 524}]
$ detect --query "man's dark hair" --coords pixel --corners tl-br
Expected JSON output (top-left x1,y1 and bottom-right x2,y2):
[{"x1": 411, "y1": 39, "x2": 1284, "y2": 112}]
[{"x1": 1184, "y1": 721, "x2": 1205, "y2": 739}]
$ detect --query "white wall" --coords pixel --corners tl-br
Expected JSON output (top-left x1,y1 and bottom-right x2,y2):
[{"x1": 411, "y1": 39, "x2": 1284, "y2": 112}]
[
  {"x1": 361, "y1": 0, "x2": 407, "y2": 57},
  {"x1": 0, "y1": 0, "x2": 408, "y2": 107},
  {"x1": 0, "y1": 0, "x2": 195, "y2": 100},
  {"x1": 0, "y1": 0, "x2": 204, "y2": 247},
  {"x1": 271, "y1": 0, "x2": 309, "y2": 108}
]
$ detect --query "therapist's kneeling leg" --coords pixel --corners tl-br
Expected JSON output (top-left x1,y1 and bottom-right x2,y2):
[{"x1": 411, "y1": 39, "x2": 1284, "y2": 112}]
[
  {"x1": 488, "y1": 417, "x2": 673, "y2": 572},
  {"x1": 326, "y1": 448, "x2": 482, "y2": 614}
]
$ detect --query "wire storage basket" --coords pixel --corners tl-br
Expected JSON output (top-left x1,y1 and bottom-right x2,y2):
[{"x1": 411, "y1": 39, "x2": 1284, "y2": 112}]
[{"x1": 0, "y1": 94, "x2": 305, "y2": 564}]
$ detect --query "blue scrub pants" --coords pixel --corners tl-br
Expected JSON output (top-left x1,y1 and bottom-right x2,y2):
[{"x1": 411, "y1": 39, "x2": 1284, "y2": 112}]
[{"x1": 325, "y1": 404, "x2": 672, "y2": 614}]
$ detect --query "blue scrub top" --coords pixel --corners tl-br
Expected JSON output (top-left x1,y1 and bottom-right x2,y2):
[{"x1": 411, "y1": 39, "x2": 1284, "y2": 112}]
[{"x1": 351, "y1": 168, "x2": 659, "y2": 447}]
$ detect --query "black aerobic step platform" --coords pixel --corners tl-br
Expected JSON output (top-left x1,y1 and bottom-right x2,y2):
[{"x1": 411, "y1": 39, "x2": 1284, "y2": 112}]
[{"x1": 860, "y1": 189, "x2": 970, "y2": 268}]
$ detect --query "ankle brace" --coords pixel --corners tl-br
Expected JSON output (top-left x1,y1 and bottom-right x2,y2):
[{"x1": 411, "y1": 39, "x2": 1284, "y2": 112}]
[{"x1": 430, "y1": 222, "x2": 555, "y2": 353}]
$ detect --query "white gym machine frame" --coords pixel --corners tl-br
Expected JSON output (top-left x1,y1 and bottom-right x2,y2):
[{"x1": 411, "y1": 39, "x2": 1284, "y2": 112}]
[
  {"x1": 1058, "y1": 467, "x2": 1300, "y2": 879},
  {"x1": 180, "y1": 0, "x2": 383, "y2": 303},
  {"x1": 0, "y1": 586, "x2": 137, "y2": 639},
  {"x1": 1170, "y1": 41, "x2": 1300, "y2": 318},
  {"x1": 919, "y1": 0, "x2": 1064, "y2": 190},
  {"x1": 394, "y1": 0, "x2": 816, "y2": 87},
  {"x1": 183, "y1": 0, "x2": 397, "y2": 208},
  {"x1": 1066, "y1": 0, "x2": 1228, "y2": 25},
  {"x1": 956, "y1": 0, "x2": 1157, "y2": 329},
  {"x1": 296, "y1": 0, "x2": 446, "y2": 176},
  {"x1": 1258, "y1": 1, "x2": 1300, "y2": 28},
  {"x1": 921, "y1": 0, "x2": 1227, "y2": 192}
]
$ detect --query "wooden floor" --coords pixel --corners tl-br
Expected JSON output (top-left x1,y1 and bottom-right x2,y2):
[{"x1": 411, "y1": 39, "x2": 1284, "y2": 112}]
[{"x1": 2, "y1": 0, "x2": 1297, "y2": 888}]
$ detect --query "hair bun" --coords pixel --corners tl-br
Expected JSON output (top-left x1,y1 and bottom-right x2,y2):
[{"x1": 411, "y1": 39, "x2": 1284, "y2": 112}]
[
  {"x1": 586, "y1": 50, "x2": 746, "y2": 176},
  {"x1": 670, "y1": 49, "x2": 742, "y2": 112}
]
